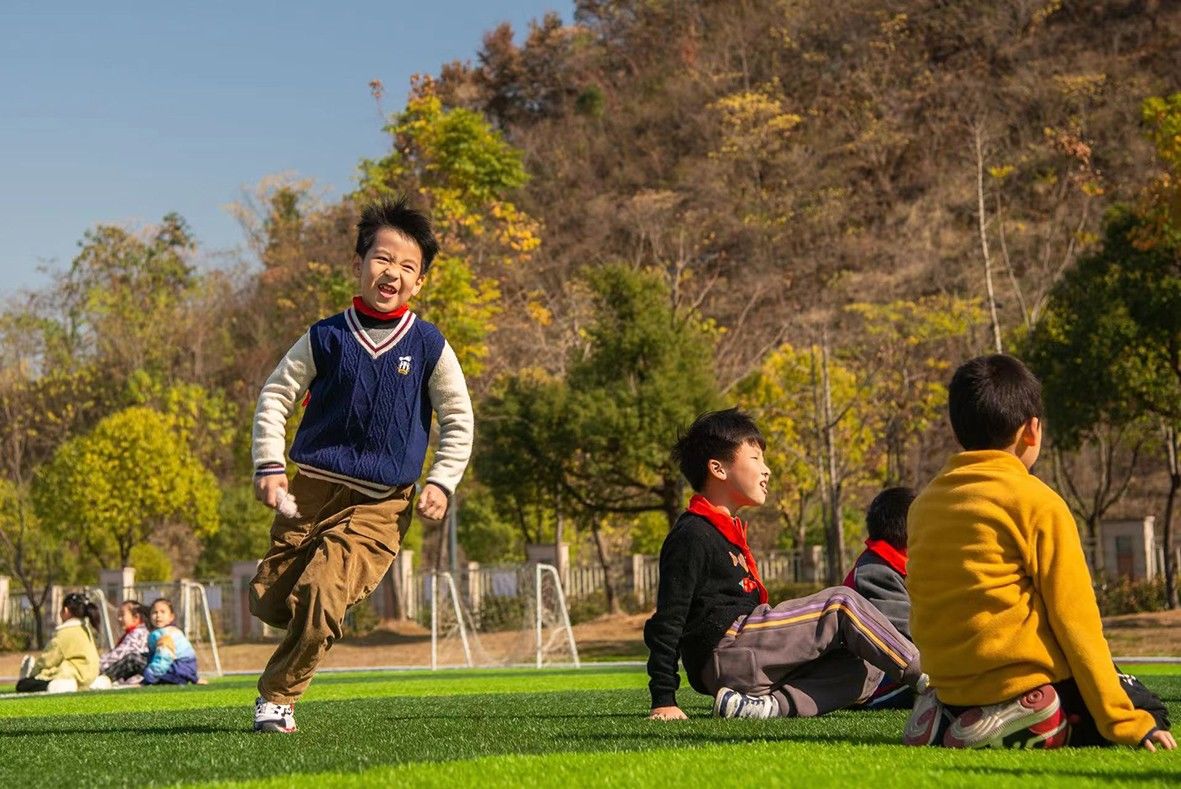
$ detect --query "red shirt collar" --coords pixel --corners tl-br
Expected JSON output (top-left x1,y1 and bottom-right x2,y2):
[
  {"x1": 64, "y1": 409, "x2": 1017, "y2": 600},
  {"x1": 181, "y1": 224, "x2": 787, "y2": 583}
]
[
  {"x1": 352, "y1": 296, "x2": 408, "y2": 321},
  {"x1": 864, "y1": 538, "x2": 908, "y2": 576},
  {"x1": 686, "y1": 494, "x2": 769, "y2": 604}
]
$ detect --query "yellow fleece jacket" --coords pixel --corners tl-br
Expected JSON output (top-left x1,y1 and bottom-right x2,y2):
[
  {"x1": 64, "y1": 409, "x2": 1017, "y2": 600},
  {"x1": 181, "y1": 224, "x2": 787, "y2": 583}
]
[
  {"x1": 908, "y1": 450, "x2": 1155, "y2": 747},
  {"x1": 33, "y1": 617, "x2": 100, "y2": 686}
]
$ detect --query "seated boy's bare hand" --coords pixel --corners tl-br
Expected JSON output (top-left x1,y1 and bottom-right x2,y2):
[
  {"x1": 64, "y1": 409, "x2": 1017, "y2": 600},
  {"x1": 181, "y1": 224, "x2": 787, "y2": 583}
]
[
  {"x1": 648, "y1": 706, "x2": 687, "y2": 721},
  {"x1": 1143, "y1": 729, "x2": 1177, "y2": 752},
  {"x1": 417, "y1": 483, "x2": 449, "y2": 520},
  {"x1": 254, "y1": 474, "x2": 289, "y2": 509}
]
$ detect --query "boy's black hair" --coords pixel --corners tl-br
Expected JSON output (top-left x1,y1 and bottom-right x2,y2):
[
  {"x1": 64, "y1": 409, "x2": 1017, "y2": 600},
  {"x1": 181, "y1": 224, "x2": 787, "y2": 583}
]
[
  {"x1": 672, "y1": 408, "x2": 766, "y2": 492},
  {"x1": 865, "y1": 486, "x2": 916, "y2": 551},
  {"x1": 354, "y1": 195, "x2": 439, "y2": 273},
  {"x1": 947, "y1": 354, "x2": 1044, "y2": 450}
]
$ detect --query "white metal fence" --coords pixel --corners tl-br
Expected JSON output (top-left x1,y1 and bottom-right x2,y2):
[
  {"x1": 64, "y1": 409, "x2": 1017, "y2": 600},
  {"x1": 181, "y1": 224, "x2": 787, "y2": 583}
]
[{"x1": 0, "y1": 547, "x2": 826, "y2": 648}]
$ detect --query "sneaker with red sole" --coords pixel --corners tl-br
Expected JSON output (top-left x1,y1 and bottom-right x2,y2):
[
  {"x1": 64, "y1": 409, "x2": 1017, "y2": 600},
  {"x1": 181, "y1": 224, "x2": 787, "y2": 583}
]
[
  {"x1": 903, "y1": 688, "x2": 951, "y2": 746},
  {"x1": 943, "y1": 684, "x2": 1067, "y2": 749}
]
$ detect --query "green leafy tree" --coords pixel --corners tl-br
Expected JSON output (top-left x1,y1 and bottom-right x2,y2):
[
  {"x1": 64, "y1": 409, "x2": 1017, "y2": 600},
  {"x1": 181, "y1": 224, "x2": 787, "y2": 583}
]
[
  {"x1": 561, "y1": 265, "x2": 721, "y2": 528},
  {"x1": 736, "y1": 342, "x2": 876, "y2": 570},
  {"x1": 1026, "y1": 207, "x2": 1181, "y2": 607},
  {"x1": 0, "y1": 480, "x2": 73, "y2": 647},
  {"x1": 128, "y1": 543, "x2": 173, "y2": 583},
  {"x1": 844, "y1": 296, "x2": 983, "y2": 485},
  {"x1": 33, "y1": 406, "x2": 221, "y2": 570},
  {"x1": 60, "y1": 214, "x2": 198, "y2": 381},
  {"x1": 356, "y1": 83, "x2": 540, "y2": 379}
]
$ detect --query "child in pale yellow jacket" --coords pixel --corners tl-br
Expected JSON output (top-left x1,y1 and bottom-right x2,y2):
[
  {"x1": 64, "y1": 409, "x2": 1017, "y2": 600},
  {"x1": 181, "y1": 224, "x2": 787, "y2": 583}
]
[
  {"x1": 905, "y1": 354, "x2": 1174, "y2": 751},
  {"x1": 16, "y1": 592, "x2": 102, "y2": 693}
]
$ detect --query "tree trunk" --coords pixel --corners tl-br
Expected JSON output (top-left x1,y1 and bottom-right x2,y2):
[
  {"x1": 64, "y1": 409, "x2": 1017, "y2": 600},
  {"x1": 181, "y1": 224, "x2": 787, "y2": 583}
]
[
  {"x1": 1164, "y1": 425, "x2": 1180, "y2": 610},
  {"x1": 1086, "y1": 513, "x2": 1106, "y2": 585},
  {"x1": 29, "y1": 599, "x2": 45, "y2": 649},
  {"x1": 554, "y1": 489, "x2": 566, "y2": 589},
  {"x1": 591, "y1": 519, "x2": 620, "y2": 614},
  {"x1": 973, "y1": 124, "x2": 1004, "y2": 353},
  {"x1": 820, "y1": 334, "x2": 845, "y2": 585},
  {"x1": 662, "y1": 475, "x2": 683, "y2": 531}
]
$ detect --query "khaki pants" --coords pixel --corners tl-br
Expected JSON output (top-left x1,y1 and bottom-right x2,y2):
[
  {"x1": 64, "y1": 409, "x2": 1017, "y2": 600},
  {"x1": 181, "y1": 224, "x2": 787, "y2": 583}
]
[
  {"x1": 249, "y1": 473, "x2": 414, "y2": 704},
  {"x1": 700, "y1": 586, "x2": 922, "y2": 717}
]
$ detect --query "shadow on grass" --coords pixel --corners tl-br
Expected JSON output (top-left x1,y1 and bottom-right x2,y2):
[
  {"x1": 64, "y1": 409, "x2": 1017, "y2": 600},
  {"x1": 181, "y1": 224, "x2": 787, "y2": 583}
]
[
  {"x1": 967, "y1": 765, "x2": 1181, "y2": 782},
  {"x1": 0, "y1": 723, "x2": 242, "y2": 737}
]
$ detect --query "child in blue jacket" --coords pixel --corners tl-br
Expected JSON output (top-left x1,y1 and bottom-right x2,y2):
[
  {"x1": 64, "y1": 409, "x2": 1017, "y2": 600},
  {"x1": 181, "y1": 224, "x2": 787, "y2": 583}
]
[{"x1": 143, "y1": 598, "x2": 199, "y2": 685}]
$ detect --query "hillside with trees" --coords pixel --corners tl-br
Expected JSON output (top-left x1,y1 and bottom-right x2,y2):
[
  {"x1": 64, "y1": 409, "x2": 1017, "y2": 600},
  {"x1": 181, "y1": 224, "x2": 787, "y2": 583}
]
[{"x1": 2, "y1": 0, "x2": 1180, "y2": 614}]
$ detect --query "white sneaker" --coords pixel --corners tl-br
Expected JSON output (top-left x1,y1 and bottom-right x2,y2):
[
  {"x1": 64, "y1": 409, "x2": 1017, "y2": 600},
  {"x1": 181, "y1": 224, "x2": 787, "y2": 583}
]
[
  {"x1": 903, "y1": 688, "x2": 948, "y2": 746},
  {"x1": 713, "y1": 687, "x2": 779, "y2": 719},
  {"x1": 253, "y1": 696, "x2": 297, "y2": 733},
  {"x1": 46, "y1": 678, "x2": 78, "y2": 694},
  {"x1": 89, "y1": 675, "x2": 113, "y2": 691}
]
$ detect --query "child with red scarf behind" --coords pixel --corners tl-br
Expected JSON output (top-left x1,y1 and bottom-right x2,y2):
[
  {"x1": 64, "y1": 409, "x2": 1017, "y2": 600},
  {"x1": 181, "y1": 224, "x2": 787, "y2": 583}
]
[
  {"x1": 645, "y1": 409, "x2": 927, "y2": 721},
  {"x1": 843, "y1": 487, "x2": 917, "y2": 710}
]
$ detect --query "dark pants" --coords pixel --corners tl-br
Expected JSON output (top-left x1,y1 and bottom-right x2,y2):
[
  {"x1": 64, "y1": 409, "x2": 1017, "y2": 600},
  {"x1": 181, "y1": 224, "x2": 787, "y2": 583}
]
[
  {"x1": 104, "y1": 653, "x2": 147, "y2": 682},
  {"x1": 143, "y1": 656, "x2": 199, "y2": 685},
  {"x1": 1056, "y1": 670, "x2": 1170, "y2": 747}
]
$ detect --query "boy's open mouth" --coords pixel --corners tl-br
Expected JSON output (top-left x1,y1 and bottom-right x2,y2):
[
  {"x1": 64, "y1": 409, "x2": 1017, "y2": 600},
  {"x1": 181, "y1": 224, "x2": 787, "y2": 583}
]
[{"x1": 377, "y1": 283, "x2": 398, "y2": 297}]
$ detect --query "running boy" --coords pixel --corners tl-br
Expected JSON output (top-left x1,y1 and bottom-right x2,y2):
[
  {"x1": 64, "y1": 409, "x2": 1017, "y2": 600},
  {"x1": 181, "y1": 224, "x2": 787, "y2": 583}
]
[
  {"x1": 645, "y1": 408, "x2": 925, "y2": 721},
  {"x1": 249, "y1": 196, "x2": 473, "y2": 733},
  {"x1": 905, "y1": 354, "x2": 1174, "y2": 750}
]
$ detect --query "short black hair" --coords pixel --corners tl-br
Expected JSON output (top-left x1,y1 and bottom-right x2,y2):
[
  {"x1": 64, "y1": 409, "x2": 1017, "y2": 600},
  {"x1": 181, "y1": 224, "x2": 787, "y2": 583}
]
[
  {"x1": 354, "y1": 196, "x2": 439, "y2": 273},
  {"x1": 672, "y1": 408, "x2": 766, "y2": 492},
  {"x1": 865, "y1": 486, "x2": 915, "y2": 551},
  {"x1": 947, "y1": 354, "x2": 1044, "y2": 450}
]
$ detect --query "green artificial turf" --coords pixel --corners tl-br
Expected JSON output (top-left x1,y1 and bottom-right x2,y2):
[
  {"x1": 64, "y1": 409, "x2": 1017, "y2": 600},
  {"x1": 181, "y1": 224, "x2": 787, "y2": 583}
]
[{"x1": 0, "y1": 665, "x2": 1177, "y2": 788}]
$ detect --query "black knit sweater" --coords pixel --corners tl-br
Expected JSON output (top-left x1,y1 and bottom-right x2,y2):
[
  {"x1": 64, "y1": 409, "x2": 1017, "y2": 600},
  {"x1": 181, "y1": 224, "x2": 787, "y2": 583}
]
[{"x1": 643, "y1": 512, "x2": 761, "y2": 708}]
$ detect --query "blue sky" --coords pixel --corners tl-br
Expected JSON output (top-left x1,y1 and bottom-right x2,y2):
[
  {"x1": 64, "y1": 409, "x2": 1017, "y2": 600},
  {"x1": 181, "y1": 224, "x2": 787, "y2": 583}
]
[{"x1": 0, "y1": 1, "x2": 567, "y2": 298}]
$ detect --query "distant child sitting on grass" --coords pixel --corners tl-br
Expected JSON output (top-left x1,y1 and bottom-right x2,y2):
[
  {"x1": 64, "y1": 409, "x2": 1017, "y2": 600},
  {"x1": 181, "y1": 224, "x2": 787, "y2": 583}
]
[
  {"x1": 645, "y1": 408, "x2": 927, "y2": 721},
  {"x1": 905, "y1": 354, "x2": 1174, "y2": 750},
  {"x1": 843, "y1": 486, "x2": 917, "y2": 710},
  {"x1": 248, "y1": 196, "x2": 473, "y2": 732},
  {"x1": 16, "y1": 592, "x2": 101, "y2": 693},
  {"x1": 142, "y1": 598, "x2": 199, "y2": 686},
  {"x1": 91, "y1": 600, "x2": 152, "y2": 689}
]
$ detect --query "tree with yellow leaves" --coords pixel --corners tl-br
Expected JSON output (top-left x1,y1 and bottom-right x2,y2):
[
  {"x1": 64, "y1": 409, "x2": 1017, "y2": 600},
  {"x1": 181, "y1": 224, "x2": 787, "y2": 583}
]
[{"x1": 33, "y1": 406, "x2": 220, "y2": 572}]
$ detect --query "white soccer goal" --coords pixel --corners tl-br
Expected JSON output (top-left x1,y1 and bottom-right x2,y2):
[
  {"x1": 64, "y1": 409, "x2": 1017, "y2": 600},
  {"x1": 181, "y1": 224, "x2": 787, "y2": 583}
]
[{"x1": 428, "y1": 563, "x2": 580, "y2": 669}]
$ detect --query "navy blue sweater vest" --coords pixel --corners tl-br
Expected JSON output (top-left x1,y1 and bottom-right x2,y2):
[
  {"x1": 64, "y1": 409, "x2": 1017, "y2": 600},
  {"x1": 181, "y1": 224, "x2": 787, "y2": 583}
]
[{"x1": 289, "y1": 310, "x2": 445, "y2": 489}]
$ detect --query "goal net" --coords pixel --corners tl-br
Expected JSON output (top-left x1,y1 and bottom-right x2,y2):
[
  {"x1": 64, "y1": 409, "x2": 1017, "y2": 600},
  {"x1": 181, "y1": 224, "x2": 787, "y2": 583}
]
[{"x1": 427, "y1": 563, "x2": 580, "y2": 669}]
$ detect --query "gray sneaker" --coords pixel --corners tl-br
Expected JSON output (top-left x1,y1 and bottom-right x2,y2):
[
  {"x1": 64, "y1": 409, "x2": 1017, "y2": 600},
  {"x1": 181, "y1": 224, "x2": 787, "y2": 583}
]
[
  {"x1": 713, "y1": 687, "x2": 779, "y2": 719},
  {"x1": 253, "y1": 696, "x2": 297, "y2": 733}
]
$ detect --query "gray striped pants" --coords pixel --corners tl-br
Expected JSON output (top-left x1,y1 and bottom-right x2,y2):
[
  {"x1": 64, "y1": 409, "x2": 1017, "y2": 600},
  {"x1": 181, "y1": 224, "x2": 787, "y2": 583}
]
[{"x1": 701, "y1": 586, "x2": 921, "y2": 717}]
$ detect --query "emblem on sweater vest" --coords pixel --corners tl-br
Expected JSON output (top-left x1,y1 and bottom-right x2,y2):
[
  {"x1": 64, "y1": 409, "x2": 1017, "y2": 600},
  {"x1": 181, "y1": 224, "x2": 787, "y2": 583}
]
[{"x1": 397, "y1": 355, "x2": 412, "y2": 375}]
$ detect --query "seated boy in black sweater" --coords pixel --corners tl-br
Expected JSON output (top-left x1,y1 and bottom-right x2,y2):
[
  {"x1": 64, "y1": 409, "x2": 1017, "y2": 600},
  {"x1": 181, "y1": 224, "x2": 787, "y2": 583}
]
[
  {"x1": 843, "y1": 486, "x2": 916, "y2": 710},
  {"x1": 645, "y1": 408, "x2": 926, "y2": 720}
]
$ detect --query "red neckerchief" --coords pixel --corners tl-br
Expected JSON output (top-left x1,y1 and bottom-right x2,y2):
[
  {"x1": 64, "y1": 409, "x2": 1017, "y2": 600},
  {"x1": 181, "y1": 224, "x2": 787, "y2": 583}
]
[
  {"x1": 864, "y1": 538, "x2": 908, "y2": 576},
  {"x1": 686, "y1": 494, "x2": 768, "y2": 604},
  {"x1": 352, "y1": 296, "x2": 408, "y2": 321}
]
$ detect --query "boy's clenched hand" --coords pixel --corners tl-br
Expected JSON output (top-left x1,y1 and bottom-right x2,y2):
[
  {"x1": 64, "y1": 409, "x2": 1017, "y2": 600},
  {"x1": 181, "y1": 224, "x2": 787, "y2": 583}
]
[
  {"x1": 417, "y1": 483, "x2": 449, "y2": 520},
  {"x1": 254, "y1": 474, "x2": 289, "y2": 510}
]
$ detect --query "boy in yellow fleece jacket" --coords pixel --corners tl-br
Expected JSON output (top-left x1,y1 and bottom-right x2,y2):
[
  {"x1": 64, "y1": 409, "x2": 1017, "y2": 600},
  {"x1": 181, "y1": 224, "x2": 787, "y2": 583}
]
[{"x1": 905, "y1": 354, "x2": 1174, "y2": 751}]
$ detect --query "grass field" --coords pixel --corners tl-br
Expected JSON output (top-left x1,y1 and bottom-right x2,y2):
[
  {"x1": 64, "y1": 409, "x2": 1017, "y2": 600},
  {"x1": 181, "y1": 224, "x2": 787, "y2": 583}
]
[{"x1": 1, "y1": 664, "x2": 1179, "y2": 787}]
